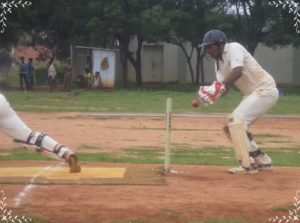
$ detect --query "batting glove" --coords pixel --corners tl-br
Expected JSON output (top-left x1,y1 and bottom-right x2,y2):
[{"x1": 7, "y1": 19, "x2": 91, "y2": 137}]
[{"x1": 198, "y1": 81, "x2": 226, "y2": 104}]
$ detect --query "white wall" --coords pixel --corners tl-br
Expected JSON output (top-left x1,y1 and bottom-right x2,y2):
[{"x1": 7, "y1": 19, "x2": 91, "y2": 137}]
[
  {"x1": 126, "y1": 39, "x2": 299, "y2": 85},
  {"x1": 163, "y1": 43, "x2": 179, "y2": 82}
]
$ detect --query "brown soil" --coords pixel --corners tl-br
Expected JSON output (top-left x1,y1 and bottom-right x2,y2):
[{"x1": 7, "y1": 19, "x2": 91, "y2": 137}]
[{"x1": 0, "y1": 112, "x2": 300, "y2": 223}]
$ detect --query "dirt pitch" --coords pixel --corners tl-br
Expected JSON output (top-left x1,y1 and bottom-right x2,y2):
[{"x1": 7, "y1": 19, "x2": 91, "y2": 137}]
[{"x1": 0, "y1": 112, "x2": 300, "y2": 223}]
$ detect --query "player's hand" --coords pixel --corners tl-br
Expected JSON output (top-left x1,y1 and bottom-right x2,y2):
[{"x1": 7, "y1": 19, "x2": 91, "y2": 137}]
[{"x1": 198, "y1": 81, "x2": 225, "y2": 104}]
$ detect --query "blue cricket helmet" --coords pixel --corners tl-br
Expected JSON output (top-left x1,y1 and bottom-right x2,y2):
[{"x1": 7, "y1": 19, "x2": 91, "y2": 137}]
[{"x1": 200, "y1": 30, "x2": 227, "y2": 47}]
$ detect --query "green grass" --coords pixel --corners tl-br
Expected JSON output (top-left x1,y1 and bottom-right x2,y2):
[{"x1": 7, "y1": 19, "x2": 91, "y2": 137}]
[
  {"x1": 0, "y1": 148, "x2": 54, "y2": 161},
  {"x1": 0, "y1": 85, "x2": 298, "y2": 223},
  {"x1": 78, "y1": 146, "x2": 300, "y2": 167},
  {"x1": 4, "y1": 62, "x2": 300, "y2": 114},
  {"x1": 0, "y1": 85, "x2": 238, "y2": 113},
  {"x1": 2, "y1": 146, "x2": 300, "y2": 167},
  {"x1": 0, "y1": 85, "x2": 299, "y2": 166},
  {"x1": 271, "y1": 205, "x2": 294, "y2": 212},
  {"x1": 267, "y1": 148, "x2": 300, "y2": 167},
  {"x1": 1, "y1": 84, "x2": 300, "y2": 114}
]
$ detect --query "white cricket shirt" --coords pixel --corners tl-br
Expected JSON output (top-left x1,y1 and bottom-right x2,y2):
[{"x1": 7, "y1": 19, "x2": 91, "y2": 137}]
[{"x1": 215, "y1": 42, "x2": 276, "y2": 95}]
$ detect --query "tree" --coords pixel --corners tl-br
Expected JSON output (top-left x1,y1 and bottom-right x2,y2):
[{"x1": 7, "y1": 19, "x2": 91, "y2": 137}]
[
  {"x1": 225, "y1": 0, "x2": 300, "y2": 55},
  {"x1": 95, "y1": 0, "x2": 168, "y2": 86},
  {"x1": 263, "y1": 0, "x2": 300, "y2": 47},
  {"x1": 90, "y1": 0, "x2": 134, "y2": 86},
  {"x1": 0, "y1": 0, "x2": 35, "y2": 75},
  {"x1": 3, "y1": 0, "x2": 299, "y2": 86},
  {"x1": 160, "y1": 0, "x2": 231, "y2": 84}
]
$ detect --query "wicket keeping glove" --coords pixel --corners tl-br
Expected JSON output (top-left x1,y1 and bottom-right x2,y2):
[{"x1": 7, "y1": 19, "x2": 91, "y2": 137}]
[{"x1": 198, "y1": 81, "x2": 226, "y2": 104}]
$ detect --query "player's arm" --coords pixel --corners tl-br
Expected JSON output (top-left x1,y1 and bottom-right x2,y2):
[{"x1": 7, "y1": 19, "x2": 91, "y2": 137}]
[
  {"x1": 192, "y1": 66, "x2": 241, "y2": 106},
  {"x1": 221, "y1": 66, "x2": 243, "y2": 96}
]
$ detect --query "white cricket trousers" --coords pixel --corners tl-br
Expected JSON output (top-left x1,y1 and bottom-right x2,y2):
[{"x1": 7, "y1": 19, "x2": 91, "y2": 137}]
[
  {"x1": 233, "y1": 87, "x2": 279, "y2": 127},
  {"x1": 0, "y1": 93, "x2": 70, "y2": 158},
  {"x1": 233, "y1": 87, "x2": 279, "y2": 152}
]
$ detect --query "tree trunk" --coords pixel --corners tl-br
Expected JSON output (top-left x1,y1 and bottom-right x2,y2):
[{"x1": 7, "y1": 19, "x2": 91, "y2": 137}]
[
  {"x1": 117, "y1": 36, "x2": 131, "y2": 87},
  {"x1": 200, "y1": 47, "x2": 206, "y2": 84},
  {"x1": 178, "y1": 43, "x2": 195, "y2": 84},
  {"x1": 195, "y1": 46, "x2": 202, "y2": 85},
  {"x1": 120, "y1": 46, "x2": 129, "y2": 87},
  {"x1": 127, "y1": 36, "x2": 143, "y2": 86},
  {"x1": 135, "y1": 38, "x2": 143, "y2": 86},
  {"x1": 200, "y1": 55, "x2": 205, "y2": 84},
  {"x1": 187, "y1": 58, "x2": 195, "y2": 84}
]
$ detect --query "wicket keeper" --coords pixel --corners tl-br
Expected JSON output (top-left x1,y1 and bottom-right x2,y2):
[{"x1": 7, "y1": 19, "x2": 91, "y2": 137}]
[{"x1": 193, "y1": 30, "x2": 279, "y2": 174}]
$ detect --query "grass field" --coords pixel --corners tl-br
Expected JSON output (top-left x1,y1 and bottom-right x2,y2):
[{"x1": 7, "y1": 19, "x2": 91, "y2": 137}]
[
  {"x1": 0, "y1": 85, "x2": 299, "y2": 223},
  {"x1": 2, "y1": 84, "x2": 300, "y2": 114},
  {"x1": 2, "y1": 145, "x2": 299, "y2": 168},
  {"x1": 0, "y1": 85, "x2": 299, "y2": 168}
]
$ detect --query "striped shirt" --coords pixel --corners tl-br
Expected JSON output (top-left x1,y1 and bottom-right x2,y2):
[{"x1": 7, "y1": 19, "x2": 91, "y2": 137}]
[{"x1": 19, "y1": 63, "x2": 28, "y2": 75}]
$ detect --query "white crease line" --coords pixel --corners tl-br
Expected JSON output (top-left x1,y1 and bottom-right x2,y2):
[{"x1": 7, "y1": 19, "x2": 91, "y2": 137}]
[{"x1": 14, "y1": 162, "x2": 64, "y2": 208}]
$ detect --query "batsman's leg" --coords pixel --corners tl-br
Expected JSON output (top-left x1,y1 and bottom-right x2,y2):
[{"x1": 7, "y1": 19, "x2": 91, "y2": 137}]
[
  {"x1": 19, "y1": 132, "x2": 81, "y2": 173},
  {"x1": 232, "y1": 88, "x2": 279, "y2": 172},
  {"x1": 0, "y1": 94, "x2": 81, "y2": 173},
  {"x1": 247, "y1": 132, "x2": 272, "y2": 171},
  {"x1": 225, "y1": 113, "x2": 258, "y2": 174}
]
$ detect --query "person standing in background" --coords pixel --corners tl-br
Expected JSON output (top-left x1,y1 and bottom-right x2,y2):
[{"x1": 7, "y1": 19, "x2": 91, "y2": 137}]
[
  {"x1": 18, "y1": 56, "x2": 29, "y2": 91},
  {"x1": 85, "y1": 55, "x2": 93, "y2": 73},
  {"x1": 27, "y1": 58, "x2": 34, "y2": 90},
  {"x1": 100, "y1": 57, "x2": 109, "y2": 88},
  {"x1": 92, "y1": 71, "x2": 101, "y2": 89},
  {"x1": 83, "y1": 68, "x2": 93, "y2": 89},
  {"x1": 47, "y1": 57, "x2": 57, "y2": 92}
]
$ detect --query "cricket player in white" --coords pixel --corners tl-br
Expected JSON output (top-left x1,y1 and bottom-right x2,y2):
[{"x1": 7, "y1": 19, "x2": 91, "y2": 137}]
[
  {"x1": 0, "y1": 93, "x2": 81, "y2": 173},
  {"x1": 192, "y1": 30, "x2": 279, "y2": 174}
]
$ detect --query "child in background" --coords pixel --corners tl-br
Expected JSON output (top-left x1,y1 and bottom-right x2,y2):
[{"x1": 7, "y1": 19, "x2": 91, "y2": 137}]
[
  {"x1": 92, "y1": 71, "x2": 101, "y2": 89},
  {"x1": 83, "y1": 68, "x2": 93, "y2": 89}
]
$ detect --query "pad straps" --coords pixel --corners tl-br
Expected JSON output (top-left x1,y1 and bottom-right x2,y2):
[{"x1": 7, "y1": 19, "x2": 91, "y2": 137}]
[
  {"x1": 26, "y1": 132, "x2": 36, "y2": 144},
  {"x1": 35, "y1": 133, "x2": 47, "y2": 147},
  {"x1": 53, "y1": 144, "x2": 65, "y2": 155}
]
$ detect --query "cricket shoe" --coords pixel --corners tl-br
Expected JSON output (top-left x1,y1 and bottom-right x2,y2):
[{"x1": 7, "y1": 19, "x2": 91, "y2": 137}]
[
  {"x1": 228, "y1": 157, "x2": 258, "y2": 174},
  {"x1": 249, "y1": 150, "x2": 273, "y2": 171},
  {"x1": 227, "y1": 165, "x2": 258, "y2": 174},
  {"x1": 66, "y1": 153, "x2": 81, "y2": 173}
]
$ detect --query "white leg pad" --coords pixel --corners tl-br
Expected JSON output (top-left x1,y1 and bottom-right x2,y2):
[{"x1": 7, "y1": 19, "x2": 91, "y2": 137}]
[
  {"x1": 227, "y1": 114, "x2": 251, "y2": 168},
  {"x1": 27, "y1": 132, "x2": 70, "y2": 158}
]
